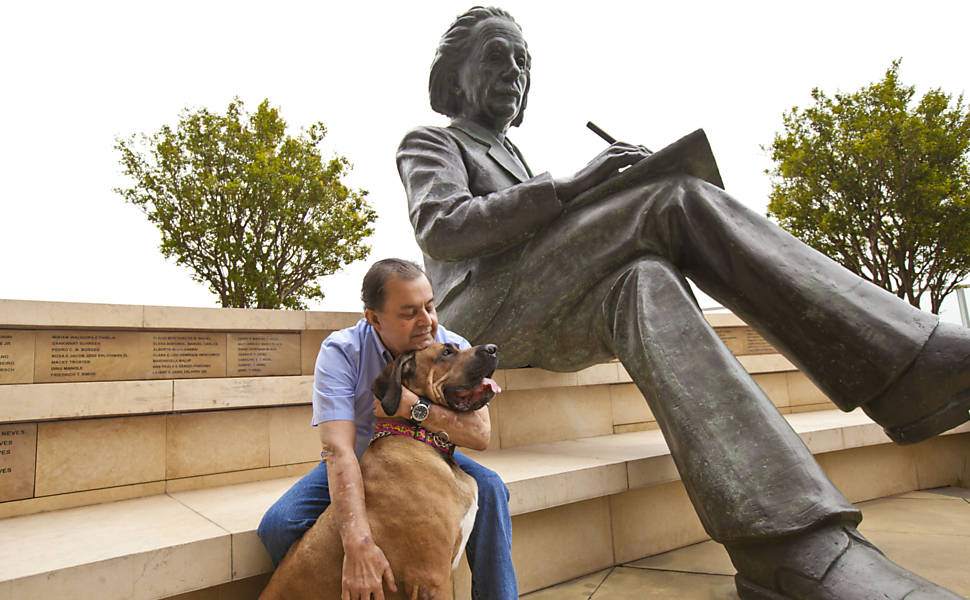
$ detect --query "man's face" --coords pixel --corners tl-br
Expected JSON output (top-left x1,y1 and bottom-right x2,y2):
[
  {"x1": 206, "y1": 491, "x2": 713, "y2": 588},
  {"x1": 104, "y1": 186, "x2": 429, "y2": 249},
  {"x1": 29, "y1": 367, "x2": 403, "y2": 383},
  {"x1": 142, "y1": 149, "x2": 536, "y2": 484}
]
[
  {"x1": 456, "y1": 17, "x2": 529, "y2": 134},
  {"x1": 366, "y1": 274, "x2": 438, "y2": 357}
]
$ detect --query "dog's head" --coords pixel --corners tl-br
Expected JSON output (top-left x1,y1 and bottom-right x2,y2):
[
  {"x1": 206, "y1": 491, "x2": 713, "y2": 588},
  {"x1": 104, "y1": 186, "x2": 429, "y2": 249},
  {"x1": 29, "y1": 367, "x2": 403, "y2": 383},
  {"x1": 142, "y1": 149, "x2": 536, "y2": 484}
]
[{"x1": 371, "y1": 343, "x2": 500, "y2": 417}]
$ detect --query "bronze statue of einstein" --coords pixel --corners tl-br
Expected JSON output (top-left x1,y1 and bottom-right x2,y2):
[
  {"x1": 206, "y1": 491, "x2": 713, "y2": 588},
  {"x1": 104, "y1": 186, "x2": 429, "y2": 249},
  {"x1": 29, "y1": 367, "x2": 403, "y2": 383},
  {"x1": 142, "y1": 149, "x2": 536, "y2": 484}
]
[{"x1": 397, "y1": 6, "x2": 970, "y2": 599}]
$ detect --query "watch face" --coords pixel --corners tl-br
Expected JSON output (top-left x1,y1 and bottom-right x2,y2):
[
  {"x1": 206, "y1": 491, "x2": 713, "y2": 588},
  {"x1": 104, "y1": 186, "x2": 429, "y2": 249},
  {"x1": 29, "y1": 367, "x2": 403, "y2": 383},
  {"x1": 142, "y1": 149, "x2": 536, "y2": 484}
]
[{"x1": 412, "y1": 401, "x2": 430, "y2": 422}]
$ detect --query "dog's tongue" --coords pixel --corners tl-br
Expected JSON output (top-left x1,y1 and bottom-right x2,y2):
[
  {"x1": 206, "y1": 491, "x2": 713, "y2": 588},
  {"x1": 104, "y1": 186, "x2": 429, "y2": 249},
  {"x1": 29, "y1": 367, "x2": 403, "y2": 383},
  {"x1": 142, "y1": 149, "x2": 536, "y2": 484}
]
[{"x1": 483, "y1": 377, "x2": 502, "y2": 394}]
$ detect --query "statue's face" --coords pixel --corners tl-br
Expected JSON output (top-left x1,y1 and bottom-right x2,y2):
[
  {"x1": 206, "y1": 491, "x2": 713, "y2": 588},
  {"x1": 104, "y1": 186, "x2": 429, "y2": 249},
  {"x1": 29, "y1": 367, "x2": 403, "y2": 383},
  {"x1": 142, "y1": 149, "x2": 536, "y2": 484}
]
[{"x1": 455, "y1": 17, "x2": 529, "y2": 134}]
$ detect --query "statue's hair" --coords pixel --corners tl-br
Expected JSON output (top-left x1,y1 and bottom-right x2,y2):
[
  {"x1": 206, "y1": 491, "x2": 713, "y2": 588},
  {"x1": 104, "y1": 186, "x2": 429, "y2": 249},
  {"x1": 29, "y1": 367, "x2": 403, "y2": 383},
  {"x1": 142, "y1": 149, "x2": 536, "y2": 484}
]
[{"x1": 429, "y1": 6, "x2": 530, "y2": 127}]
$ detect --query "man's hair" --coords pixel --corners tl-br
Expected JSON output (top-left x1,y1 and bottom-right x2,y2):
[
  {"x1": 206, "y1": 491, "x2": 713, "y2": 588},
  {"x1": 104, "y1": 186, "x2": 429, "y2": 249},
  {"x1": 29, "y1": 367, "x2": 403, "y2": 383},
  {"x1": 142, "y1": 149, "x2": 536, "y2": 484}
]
[
  {"x1": 429, "y1": 6, "x2": 530, "y2": 127},
  {"x1": 361, "y1": 258, "x2": 427, "y2": 311}
]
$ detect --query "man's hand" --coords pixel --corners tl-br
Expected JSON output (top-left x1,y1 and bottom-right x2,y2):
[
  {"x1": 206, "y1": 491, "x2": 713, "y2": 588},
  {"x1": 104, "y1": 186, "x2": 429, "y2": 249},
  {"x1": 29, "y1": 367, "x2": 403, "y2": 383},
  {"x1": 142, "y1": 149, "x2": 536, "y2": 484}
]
[
  {"x1": 554, "y1": 142, "x2": 651, "y2": 203},
  {"x1": 372, "y1": 386, "x2": 420, "y2": 419},
  {"x1": 341, "y1": 537, "x2": 397, "y2": 600}
]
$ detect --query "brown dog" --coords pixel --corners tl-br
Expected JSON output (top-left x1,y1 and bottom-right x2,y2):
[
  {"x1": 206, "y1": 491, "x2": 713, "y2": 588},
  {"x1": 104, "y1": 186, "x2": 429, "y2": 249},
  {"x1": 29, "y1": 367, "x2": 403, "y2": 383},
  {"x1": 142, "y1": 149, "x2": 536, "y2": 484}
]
[{"x1": 259, "y1": 342, "x2": 500, "y2": 599}]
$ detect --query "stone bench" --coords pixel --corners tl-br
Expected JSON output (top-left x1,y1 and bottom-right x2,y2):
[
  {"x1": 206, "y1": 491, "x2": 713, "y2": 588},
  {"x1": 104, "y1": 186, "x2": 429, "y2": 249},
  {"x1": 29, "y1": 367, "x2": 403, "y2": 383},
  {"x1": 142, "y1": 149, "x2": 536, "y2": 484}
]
[{"x1": 2, "y1": 409, "x2": 967, "y2": 599}]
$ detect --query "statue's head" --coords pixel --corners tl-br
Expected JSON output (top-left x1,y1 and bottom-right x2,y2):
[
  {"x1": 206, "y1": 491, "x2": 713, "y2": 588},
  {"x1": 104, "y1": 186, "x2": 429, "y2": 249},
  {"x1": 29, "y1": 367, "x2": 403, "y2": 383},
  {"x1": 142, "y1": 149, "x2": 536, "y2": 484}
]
[{"x1": 429, "y1": 6, "x2": 531, "y2": 133}]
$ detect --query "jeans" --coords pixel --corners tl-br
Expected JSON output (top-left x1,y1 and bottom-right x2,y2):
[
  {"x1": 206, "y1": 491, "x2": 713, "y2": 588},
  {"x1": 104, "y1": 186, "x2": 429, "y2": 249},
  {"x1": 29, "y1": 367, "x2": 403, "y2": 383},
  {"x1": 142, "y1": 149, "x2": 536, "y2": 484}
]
[{"x1": 257, "y1": 451, "x2": 518, "y2": 599}]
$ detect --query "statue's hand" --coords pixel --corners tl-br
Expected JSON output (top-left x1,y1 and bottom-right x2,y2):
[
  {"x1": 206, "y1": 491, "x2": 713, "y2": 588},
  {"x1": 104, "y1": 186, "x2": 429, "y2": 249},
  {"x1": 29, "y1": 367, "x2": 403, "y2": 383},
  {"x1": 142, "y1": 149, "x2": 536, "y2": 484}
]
[{"x1": 554, "y1": 142, "x2": 650, "y2": 203}]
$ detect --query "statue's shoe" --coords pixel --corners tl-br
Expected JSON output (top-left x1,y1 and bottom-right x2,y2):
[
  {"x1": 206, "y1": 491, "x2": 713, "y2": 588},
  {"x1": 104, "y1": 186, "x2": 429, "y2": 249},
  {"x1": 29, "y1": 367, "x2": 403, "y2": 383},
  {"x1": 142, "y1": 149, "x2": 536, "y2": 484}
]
[
  {"x1": 728, "y1": 525, "x2": 962, "y2": 600},
  {"x1": 863, "y1": 322, "x2": 970, "y2": 445}
]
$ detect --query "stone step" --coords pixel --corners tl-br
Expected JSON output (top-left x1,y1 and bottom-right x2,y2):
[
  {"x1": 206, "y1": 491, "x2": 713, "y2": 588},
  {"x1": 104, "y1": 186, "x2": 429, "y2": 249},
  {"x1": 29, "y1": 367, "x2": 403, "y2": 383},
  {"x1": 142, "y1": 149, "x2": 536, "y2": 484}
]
[
  {"x1": 1, "y1": 354, "x2": 832, "y2": 519},
  {"x1": 1, "y1": 411, "x2": 966, "y2": 599}
]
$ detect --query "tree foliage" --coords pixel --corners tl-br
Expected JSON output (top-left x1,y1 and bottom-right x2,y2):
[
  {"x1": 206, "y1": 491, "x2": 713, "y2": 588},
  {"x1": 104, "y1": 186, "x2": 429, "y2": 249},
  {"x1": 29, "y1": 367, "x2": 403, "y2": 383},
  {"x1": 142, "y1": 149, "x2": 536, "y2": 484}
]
[
  {"x1": 766, "y1": 60, "x2": 970, "y2": 314},
  {"x1": 116, "y1": 98, "x2": 375, "y2": 309}
]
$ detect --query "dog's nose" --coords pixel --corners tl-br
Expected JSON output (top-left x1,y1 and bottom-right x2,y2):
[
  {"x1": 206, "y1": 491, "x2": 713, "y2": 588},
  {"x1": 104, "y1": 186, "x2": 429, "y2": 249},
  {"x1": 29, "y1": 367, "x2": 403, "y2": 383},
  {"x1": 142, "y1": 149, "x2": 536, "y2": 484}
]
[{"x1": 482, "y1": 344, "x2": 498, "y2": 355}]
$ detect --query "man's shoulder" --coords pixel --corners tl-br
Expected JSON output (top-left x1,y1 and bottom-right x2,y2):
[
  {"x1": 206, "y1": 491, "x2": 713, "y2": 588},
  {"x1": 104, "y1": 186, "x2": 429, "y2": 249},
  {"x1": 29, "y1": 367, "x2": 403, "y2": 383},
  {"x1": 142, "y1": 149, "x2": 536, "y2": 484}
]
[
  {"x1": 436, "y1": 324, "x2": 471, "y2": 349},
  {"x1": 322, "y1": 318, "x2": 371, "y2": 355}
]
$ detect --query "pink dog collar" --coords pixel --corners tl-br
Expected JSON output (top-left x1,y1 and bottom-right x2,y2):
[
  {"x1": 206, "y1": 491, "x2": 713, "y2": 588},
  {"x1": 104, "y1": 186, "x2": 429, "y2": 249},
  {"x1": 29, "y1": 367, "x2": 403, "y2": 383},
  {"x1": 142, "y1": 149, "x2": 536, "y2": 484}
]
[{"x1": 371, "y1": 420, "x2": 455, "y2": 455}]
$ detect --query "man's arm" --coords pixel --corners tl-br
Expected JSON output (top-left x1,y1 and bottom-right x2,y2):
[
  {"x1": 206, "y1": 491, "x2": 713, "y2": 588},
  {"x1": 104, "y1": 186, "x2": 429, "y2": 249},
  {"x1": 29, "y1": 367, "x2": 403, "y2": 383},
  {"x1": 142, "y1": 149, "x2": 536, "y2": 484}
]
[
  {"x1": 318, "y1": 420, "x2": 397, "y2": 600},
  {"x1": 374, "y1": 386, "x2": 490, "y2": 451}
]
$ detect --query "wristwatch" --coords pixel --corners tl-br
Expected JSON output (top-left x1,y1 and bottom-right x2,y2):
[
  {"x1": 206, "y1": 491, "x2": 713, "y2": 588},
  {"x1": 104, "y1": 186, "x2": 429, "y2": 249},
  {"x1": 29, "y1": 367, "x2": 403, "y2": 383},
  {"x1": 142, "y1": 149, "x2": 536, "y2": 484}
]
[{"x1": 409, "y1": 398, "x2": 431, "y2": 423}]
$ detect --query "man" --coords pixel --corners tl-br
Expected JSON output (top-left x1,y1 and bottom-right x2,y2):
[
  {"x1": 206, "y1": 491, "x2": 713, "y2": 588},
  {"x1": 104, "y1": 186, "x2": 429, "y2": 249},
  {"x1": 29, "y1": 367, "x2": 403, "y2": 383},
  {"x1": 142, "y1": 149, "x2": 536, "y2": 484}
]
[
  {"x1": 257, "y1": 258, "x2": 517, "y2": 600},
  {"x1": 396, "y1": 6, "x2": 970, "y2": 599}
]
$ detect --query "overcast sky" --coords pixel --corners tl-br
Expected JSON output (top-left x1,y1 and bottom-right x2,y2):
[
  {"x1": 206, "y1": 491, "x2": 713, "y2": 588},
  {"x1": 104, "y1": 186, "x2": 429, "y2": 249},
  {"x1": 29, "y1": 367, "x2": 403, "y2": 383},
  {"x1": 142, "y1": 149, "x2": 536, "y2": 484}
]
[{"x1": 2, "y1": 0, "x2": 969, "y2": 323}]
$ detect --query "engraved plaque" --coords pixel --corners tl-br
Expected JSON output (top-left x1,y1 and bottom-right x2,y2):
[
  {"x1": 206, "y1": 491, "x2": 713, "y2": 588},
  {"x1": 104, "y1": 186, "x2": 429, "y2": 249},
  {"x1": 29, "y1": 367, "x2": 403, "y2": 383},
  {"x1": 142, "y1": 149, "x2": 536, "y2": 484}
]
[
  {"x1": 0, "y1": 423, "x2": 37, "y2": 502},
  {"x1": 716, "y1": 327, "x2": 776, "y2": 356},
  {"x1": 229, "y1": 333, "x2": 300, "y2": 377},
  {"x1": 34, "y1": 331, "x2": 146, "y2": 383},
  {"x1": 150, "y1": 333, "x2": 227, "y2": 379},
  {"x1": 745, "y1": 330, "x2": 775, "y2": 355},
  {"x1": 715, "y1": 327, "x2": 746, "y2": 355},
  {"x1": 0, "y1": 330, "x2": 35, "y2": 385}
]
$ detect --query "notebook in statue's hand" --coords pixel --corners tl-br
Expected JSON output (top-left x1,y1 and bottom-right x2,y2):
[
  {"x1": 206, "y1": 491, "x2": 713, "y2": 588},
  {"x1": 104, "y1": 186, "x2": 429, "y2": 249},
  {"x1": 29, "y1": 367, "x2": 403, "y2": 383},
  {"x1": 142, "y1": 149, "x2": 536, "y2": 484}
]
[{"x1": 569, "y1": 128, "x2": 724, "y2": 211}]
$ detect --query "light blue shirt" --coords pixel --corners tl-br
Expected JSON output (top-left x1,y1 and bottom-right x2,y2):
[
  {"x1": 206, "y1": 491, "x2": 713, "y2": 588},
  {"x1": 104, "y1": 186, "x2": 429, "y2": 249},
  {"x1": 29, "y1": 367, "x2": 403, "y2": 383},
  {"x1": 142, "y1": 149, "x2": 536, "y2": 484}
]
[{"x1": 312, "y1": 318, "x2": 471, "y2": 459}]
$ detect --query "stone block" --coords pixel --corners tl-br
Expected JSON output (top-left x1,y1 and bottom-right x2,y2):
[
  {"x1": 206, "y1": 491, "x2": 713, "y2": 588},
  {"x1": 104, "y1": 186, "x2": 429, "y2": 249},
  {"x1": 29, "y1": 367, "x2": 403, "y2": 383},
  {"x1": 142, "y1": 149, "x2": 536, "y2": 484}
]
[
  {"x1": 173, "y1": 376, "x2": 311, "y2": 411},
  {"x1": 609, "y1": 481, "x2": 709, "y2": 564},
  {"x1": 34, "y1": 330, "x2": 145, "y2": 383},
  {"x1": 164, "y1": 464, "x2": 312, "y2": 494},
  {"x1": 169, "y1": 477, "x2": 294, "y2": 580},
  {"x1": 0, "y1": 330, "x2": 34, "y2": 385},
  {"x1": 0, "y1": 482, "x2": 166, "y2": 520},
  {"x1": 166, "y1": 409, "x2": 270, "y2": 479},
  {"x1": 496, "y1": 385, "x2": 612, "y2": 447},
  {"x1": 511, "y1": 498, "x2": 615, "y2": 594},
  {"x1": 147, "y1": 332, "x2": 227, "y2": 379},
  {"x1": 790, "y1": 402, "x2": 837, "y2": 413},
  {"x1": 798, "y1": 426, "x2": 846, "y2": 454},
  {"x1": 610, "y1": 383, "x2": 654, "y2": 426},
  {"x1": 705, "y1": 312, "x2": 746, "y2": 327},
  {"x1": 752, "y1": 371, "x2": 790, "y2": 409},
  {"x1": 0, "y1": 299, "x2": 144, "y2": 329},
  {"x1": 0, "y1": 494, "x2": 230, "y2": 599},
  {"x1": 736, "y1": 353, "x2": 795, "y2": 373},
  {"x1": 910, "y1": 433, "x2": 970, "y2": 489},
  {"x1": 300, "y1": 330, "x2": 330, "y2": 375},
  {"x1": 0, "y1": 422, "x2": 36, "y2": 502},
  {"x1": 228, "y1": 333, "x2": 300, "y2": 377},
  {"x1": 715, "y1": 326, "x2": 776, "y2": 356},
  {"x1": 33, "y1": 331, "x2": 227, "y2": 383},
  {"x1": 505, "y1": 368, "x2": 577, "y2": 391},
  {"x1": 815, "y1": 443, "x2": 919, "y2": 504},
  {"x1": 142, "y1": 304, "x2": 305, "y2": 331},
  {"x1": 304, "y1": 311, "x2": 362, "y2": 331},
  {"x1": 787, "y1": 371, "x2": 830, "y2": 407},
  {"x1": 0, "y1": 380, "x2": 173, "y2": 422},
  {"x1": 268, "y1": 405, "x2": 319, "y2": 466},
  {"x1": 627, "y1": 455, "x2": 682, "y2": 489},
  {"x1": 35, "y1": 415, "x2": 166, "y2": 496},
  {"x1": 576, "y1": 362, "x2": 622, "y2": 386},
  {"x1": 614, "y1": 422, "x2": 660, "y2": 434}
]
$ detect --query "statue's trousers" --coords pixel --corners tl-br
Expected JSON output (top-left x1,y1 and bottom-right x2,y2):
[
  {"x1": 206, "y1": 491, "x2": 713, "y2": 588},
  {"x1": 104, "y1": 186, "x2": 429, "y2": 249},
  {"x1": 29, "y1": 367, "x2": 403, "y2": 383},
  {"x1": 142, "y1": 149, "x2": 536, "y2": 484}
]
[{"x1": 466, "y1": 175, "x2": 938, "y2": 542}]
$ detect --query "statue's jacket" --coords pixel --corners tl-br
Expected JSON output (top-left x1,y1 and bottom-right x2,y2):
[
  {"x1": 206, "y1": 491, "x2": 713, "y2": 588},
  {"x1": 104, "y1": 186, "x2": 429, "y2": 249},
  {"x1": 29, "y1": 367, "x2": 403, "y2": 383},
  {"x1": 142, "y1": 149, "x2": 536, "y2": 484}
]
[{"x1": 397, "y1": 118, "x2": 563, "y2": 341}]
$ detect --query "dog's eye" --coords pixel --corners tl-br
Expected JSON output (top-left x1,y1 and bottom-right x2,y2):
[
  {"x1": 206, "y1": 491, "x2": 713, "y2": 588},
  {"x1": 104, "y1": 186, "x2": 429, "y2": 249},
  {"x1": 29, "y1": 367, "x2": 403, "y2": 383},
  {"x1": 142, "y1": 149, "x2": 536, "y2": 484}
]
[{"x1": 440, "y1": 347, "x2": 454, "y2": 357}]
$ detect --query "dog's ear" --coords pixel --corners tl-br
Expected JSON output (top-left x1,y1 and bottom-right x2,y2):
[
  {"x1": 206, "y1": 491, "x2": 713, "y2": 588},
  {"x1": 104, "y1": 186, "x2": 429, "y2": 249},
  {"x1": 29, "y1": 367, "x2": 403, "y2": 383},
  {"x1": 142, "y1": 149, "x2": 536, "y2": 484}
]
[{"x1": 371, "y1": 352, "x2": 416, "y2": 416}]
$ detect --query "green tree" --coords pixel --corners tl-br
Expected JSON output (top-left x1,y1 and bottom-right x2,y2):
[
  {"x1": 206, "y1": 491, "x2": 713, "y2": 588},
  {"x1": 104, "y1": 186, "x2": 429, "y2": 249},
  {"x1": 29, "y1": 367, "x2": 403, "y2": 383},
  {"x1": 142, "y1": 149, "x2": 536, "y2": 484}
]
[
  {"x1": 116, "y1": 98, "x2": 375, "y2": 309},
  {"x1": 766, "y1": 60, "x2": 970, "y2": 314}
]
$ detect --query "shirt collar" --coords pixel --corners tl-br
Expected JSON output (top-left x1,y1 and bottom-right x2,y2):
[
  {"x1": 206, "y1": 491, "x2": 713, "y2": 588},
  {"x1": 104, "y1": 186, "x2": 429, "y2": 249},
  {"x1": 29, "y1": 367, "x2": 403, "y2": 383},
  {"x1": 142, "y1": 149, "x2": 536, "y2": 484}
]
[{"x1": 365, "y1": 321, "x2": 394, "y2": 365}]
